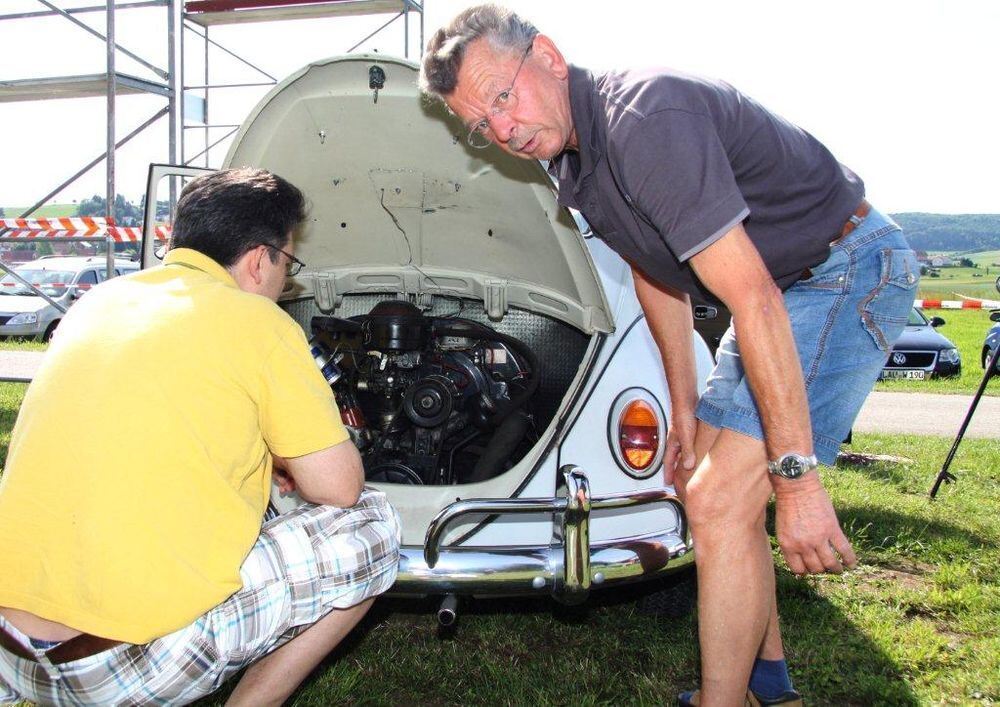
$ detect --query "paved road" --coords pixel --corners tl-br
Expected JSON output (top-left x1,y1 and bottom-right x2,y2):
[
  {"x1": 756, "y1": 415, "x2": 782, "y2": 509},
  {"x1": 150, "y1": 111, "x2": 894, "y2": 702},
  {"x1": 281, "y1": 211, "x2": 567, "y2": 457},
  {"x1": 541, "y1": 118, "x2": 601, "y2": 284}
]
[
  {"x1": 0, "y1": 351, "x2": 45, "y2": 383},
  {"x1": 2, "y1": 351, "x2": 999, "y2": 438},
  {"x1": 853, "y1": 391, "x2": 1000, "y2": 440}
]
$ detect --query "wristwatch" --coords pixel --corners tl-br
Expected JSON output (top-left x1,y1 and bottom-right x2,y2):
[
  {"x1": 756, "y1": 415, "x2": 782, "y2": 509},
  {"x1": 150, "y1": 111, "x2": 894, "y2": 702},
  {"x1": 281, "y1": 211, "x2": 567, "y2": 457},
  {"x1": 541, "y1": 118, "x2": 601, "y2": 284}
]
[{"x1": 767, "y1": 453, "x2": 818, "y2": 480}]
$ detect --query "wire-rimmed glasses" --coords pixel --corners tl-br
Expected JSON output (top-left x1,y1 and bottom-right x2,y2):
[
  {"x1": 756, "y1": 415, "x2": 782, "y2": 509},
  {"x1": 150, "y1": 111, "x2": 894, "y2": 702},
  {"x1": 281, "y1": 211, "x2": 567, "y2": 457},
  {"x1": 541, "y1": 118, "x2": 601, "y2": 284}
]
[
  {"x1": 466, "y1": 44, "x2": 532, "y2": 149},
  {"x1": 266, "y1": 244, "x2": 306, "y2": 277}
]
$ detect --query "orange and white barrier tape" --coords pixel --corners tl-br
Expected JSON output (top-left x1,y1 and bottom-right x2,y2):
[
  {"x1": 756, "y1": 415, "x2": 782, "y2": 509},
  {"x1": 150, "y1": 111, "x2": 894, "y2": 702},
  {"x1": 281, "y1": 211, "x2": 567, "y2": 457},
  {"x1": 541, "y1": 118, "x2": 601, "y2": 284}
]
[
  {"x1": 915, "y1": 298, "x2": 1000, "y2": 310},
  {"x1": 0, "y1": 218, "x2": 170, "y2": 242},
  {"x1": 0, "y1": 282, "x2": 94, "y2": 290},
  {"x1": 0, "y1": 217, "x2": 105, "y2": 235}
]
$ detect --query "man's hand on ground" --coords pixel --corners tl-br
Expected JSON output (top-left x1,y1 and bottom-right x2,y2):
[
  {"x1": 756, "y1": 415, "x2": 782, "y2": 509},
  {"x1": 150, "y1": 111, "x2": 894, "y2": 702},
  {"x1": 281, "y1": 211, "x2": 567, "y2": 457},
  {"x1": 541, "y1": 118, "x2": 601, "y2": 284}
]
[{"x1": 774, "y1": 474, "x2": 857, "y2": 575}]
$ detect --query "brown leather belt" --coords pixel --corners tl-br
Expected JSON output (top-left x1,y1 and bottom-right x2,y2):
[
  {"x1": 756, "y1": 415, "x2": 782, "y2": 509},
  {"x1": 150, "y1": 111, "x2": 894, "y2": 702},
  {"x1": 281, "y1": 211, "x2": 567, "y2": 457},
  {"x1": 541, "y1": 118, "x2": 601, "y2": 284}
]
[
  {"x1": 834, "y1": 199, "x2": 872, "y2": 244},
  {"x1": 800, "y1": 199, "x2": 872, "y2": 281},
  {"x1": 0, "y1": 623, "x2": 123, "y2": 665}
]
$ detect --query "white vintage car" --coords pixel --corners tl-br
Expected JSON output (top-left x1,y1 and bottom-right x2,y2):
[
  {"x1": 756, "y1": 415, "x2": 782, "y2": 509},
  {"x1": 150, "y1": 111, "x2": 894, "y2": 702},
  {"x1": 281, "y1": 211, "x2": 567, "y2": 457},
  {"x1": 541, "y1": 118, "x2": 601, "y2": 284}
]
[{"x1": 143, "y1": 55, "x2": 714, "y2": 619}]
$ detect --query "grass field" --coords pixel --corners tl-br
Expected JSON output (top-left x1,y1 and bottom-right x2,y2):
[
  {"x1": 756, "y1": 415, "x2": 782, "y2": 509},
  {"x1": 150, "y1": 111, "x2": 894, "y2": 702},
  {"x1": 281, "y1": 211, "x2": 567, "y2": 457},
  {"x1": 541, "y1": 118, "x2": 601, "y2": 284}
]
[
  {"x1": 0, "y1": 204, "x2": 77, "y2": 219},
  {"x1": 918, "y1": 258, "x2": 1000, "y2": 302},
  {"x1": 2, "y1": 376, "x2": 996, "y2": 706},
  {"x1": 875, "y1": 308, "x2": 999, "y2": 396},
  {"x1": 194, "y1": 434, "x2": 996, "y2": 706},
  {"x1": 0, "y1": 339, "x2": 47, "y2": 352}
]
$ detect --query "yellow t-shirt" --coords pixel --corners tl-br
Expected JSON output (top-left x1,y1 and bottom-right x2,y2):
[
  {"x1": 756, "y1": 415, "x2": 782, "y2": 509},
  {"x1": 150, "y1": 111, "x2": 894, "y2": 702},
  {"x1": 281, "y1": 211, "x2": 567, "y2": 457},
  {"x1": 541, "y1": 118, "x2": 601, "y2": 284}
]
[{"x1": 0, "y1": 248, "x2": 348, "y2": 643}]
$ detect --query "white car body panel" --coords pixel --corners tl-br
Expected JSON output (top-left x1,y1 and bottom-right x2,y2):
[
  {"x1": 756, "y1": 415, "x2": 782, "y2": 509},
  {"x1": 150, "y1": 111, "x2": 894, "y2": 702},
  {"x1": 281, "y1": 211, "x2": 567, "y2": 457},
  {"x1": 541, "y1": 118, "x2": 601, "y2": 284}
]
[{"x1": 147, "y1": 55, "x2": 719, "y2": 601}]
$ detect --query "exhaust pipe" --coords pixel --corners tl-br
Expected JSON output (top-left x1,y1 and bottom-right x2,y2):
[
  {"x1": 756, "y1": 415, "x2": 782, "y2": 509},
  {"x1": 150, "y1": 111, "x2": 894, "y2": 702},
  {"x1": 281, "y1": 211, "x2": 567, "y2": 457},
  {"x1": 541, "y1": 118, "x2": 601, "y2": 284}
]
[{"x1": 437, "y1": 594, "x2": 459, "y2": 627}]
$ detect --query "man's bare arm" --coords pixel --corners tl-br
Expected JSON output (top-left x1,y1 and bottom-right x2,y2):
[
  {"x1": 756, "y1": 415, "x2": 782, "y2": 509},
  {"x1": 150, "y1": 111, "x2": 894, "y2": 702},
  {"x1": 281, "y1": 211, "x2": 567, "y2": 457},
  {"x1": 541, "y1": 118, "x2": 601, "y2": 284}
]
[
  {"x1": 688, "y1": 224, "x2": 812, "y2": 455},
  {"x1": 279, "y1": 439, "x2": 365, "y2": 508},
  {"x1": 688, "y1": 223, "x2": 856, "y2": 574},
  {"x1": 631, "y1": 266, "x2": 699, "y2": 480}
]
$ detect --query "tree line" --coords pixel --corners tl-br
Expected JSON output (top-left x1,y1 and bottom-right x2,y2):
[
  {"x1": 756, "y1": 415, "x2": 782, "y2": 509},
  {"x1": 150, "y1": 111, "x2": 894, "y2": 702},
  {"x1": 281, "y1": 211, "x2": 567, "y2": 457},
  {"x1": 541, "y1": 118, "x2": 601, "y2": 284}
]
[{"x1": 891, "y1": 213, "x2": 1000, "y2": 253}]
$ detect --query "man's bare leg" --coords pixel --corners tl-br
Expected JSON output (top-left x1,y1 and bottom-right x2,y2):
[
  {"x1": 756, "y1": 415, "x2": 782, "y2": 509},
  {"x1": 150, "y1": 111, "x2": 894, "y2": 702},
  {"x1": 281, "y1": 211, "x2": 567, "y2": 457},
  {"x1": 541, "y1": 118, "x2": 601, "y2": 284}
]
[
  {"x1": 756, "y1": 518, "x2": 786, "y2": 662},
  {"x1": 683, "y1": 428, "x2": 775, "y2": 706},
  {"x1": 227, "y1": 599, "x2": 374, "y2": 707},
  {"x1": 681, "y1": 423, "x2": 785, "y2": 667}
]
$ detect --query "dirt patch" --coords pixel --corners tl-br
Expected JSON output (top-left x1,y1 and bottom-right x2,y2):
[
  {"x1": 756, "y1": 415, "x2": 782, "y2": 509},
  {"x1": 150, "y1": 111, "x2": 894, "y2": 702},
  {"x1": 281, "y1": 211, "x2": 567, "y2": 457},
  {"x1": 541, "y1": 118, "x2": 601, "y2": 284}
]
[
  {"x1": 855, "y1": 560, "x2": 935, "y2": 592},
  {"x1": 935, "y1": 625, "x2": 967, "y2": 650},
  {"x1": 837, "y1": 451, "x2": 915, "y2": 467}
]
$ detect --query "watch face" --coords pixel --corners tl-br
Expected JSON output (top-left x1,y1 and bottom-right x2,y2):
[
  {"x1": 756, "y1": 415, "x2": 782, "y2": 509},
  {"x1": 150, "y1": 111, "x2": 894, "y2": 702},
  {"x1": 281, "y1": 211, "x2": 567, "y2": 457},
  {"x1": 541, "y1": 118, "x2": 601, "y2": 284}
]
[{"x1": 780, "y1": 455, "x2": 804, "y2": 478}]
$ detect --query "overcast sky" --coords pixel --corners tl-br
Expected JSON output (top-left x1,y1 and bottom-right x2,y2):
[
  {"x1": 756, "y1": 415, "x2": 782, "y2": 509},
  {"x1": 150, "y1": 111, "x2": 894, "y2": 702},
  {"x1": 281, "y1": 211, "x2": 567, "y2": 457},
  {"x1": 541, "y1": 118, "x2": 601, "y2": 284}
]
[{"x1": 1, "y1": 0, "x2": 997, "y2": 214}]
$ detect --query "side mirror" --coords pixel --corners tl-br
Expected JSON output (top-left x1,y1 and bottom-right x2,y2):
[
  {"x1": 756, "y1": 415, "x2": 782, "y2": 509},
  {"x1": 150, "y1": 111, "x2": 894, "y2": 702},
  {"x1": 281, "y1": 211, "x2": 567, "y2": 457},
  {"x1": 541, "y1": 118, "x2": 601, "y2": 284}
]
[
  {"x1": 693, "y1": 304, "x2": 719, "y2": 321},
  {"x1": 990, "y1": 310, "x2": 1000, "y2": 323},
  {"x1": 930, "y1": 316, "x2": 945, "y2": 328}
]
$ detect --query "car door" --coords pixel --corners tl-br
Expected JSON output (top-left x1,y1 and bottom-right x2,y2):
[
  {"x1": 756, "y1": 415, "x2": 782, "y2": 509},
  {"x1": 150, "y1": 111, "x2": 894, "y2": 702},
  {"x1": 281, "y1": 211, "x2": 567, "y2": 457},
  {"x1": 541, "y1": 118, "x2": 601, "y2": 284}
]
[{"x1": 141, "y1": 164, "x2": 216, "y2": 269}]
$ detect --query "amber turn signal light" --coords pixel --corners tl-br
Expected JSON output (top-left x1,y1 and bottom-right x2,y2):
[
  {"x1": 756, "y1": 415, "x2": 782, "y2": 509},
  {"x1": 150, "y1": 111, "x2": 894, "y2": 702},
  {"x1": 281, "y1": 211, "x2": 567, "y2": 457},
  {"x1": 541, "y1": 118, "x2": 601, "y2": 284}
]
[{"x1": 618, "y1": 399, "x2": 660, "y2": 471}]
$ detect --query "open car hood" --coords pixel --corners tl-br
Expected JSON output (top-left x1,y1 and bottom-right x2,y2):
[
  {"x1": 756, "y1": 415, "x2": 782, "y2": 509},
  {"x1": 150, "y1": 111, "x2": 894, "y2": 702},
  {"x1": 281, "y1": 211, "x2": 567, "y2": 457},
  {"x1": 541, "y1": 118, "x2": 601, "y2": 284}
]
[{"x1": 223, "y1": 54, "x2": 612, "y2": 333}]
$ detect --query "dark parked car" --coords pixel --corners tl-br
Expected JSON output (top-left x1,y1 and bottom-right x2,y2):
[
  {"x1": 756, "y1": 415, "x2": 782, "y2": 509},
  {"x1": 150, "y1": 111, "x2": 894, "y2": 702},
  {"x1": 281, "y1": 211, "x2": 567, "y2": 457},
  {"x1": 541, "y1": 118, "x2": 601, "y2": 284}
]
[
  {"x1": 983, "y1": 310, "x2": 1000, "y2": 376},
  {"x1": 881, "y1": 307, "x2": 961, "y2": 380},
  {"x1": 691, "y1": 299, "x2": 732, "y2": 357}
]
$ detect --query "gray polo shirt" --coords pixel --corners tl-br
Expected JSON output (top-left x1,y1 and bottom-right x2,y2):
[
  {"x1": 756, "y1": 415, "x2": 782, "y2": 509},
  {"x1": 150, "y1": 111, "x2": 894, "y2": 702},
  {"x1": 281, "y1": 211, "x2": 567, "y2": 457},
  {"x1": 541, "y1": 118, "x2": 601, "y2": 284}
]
[{"x1": 549, "y1": 65, "x2": 865, "y2": 304}]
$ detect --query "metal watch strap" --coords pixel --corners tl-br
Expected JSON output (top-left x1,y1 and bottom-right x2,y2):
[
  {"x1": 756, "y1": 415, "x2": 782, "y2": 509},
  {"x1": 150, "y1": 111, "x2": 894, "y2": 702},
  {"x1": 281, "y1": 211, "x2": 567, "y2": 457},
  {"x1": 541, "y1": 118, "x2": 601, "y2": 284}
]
[{"x1": 767, "y1": 453, "x2": 818, "y2": 479}]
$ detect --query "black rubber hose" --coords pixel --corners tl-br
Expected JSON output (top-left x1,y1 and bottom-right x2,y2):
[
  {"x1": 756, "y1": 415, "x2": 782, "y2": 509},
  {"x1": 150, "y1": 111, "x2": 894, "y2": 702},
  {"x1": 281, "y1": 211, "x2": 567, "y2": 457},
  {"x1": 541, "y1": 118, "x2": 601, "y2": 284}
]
[{"x1": 467, "y1": 409, "x2": 530, "y2": 483}]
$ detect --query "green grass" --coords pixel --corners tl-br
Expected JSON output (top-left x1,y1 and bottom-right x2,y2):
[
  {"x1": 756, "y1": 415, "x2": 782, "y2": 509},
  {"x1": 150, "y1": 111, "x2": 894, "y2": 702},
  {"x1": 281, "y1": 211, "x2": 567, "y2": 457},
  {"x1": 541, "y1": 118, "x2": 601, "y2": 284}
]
[
  {"x1": 2, "y1": 381, "x2": 998, "y2": 706},
  {"x1": 1, "y1": 204, "x2": 78, "y2": 219},
  {"x1": 0, "y1": 382, "x2": 26, "y2": 464},
  {"x1": 876, "y1": 308, "x2": 998, "y2": 396},
  {"x1": 919, "y1": 260, "x2": 1000, "y2": 302},
  {"x1": 198, "y1": 433, "x2": 997, "y2": 705},
  {"x1": 956, "y1": 250, "x2": 1000, "y2": 269},
  {"x1": 0, "y1": 339, "x2": 47, "y2": 352}
]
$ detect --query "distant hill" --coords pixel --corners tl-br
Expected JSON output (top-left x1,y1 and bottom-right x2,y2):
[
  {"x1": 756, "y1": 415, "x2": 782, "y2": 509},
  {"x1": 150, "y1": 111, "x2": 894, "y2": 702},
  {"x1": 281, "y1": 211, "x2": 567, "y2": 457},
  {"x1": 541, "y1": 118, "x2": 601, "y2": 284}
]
[{"x1": 891, "y1": 213, "x2": 1000, "y2": 253}]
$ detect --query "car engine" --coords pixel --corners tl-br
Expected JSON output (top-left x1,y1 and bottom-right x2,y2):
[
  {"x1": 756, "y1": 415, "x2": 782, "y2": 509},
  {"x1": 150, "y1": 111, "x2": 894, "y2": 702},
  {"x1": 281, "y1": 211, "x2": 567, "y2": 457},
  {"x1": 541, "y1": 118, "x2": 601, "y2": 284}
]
[{"x1": 308, "y1": 300, "x2": 540, "y2": 485}]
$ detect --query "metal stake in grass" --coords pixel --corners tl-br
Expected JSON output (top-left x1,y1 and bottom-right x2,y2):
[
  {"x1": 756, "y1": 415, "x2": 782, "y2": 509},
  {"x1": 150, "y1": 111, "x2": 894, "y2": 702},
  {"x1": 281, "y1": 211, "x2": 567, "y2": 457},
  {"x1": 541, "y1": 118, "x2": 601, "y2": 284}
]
[{"x1": 930, "y1": 279, "x2": 1000, "y2": 498}]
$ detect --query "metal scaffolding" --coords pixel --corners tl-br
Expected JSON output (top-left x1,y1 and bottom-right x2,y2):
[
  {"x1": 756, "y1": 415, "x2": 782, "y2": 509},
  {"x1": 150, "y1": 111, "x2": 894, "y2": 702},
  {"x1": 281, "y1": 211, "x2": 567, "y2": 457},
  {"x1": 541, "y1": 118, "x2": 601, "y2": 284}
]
[{"x1": 0, "y1": 0, "x2": 424, "y2": 221}]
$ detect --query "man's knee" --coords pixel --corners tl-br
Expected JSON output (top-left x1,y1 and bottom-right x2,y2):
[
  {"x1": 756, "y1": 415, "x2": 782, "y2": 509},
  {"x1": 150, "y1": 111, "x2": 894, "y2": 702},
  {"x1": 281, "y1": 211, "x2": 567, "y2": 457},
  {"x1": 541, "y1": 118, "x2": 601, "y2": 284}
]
[
  {"x1": 684, "y1": 461, "x2": 770, "y2": 533},
  {"x1": 318, "y1": 489, "x2": 401, "y2": 603},
  {"x1": 354, "y1": 488, "x2": 402, "y2": 571}
]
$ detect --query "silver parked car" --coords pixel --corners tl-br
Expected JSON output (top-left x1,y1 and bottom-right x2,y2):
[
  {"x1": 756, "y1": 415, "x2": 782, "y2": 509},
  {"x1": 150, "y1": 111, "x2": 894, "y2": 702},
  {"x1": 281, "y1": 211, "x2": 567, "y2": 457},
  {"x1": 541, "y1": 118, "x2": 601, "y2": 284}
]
[
  {"x1": 144, "y1": 55, "x2": 714, "y2": 616},
  {"x1": 0, "y1": 256, "x2": 139, "y2": 341}
]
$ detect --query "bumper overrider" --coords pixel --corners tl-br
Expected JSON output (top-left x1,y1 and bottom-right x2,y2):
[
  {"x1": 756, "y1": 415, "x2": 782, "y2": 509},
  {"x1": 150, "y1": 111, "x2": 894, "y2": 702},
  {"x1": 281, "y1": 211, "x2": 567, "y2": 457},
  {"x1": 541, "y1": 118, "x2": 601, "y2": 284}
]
[{"x1": 392, "y1": 466, "x2": 693, "y2": 604}]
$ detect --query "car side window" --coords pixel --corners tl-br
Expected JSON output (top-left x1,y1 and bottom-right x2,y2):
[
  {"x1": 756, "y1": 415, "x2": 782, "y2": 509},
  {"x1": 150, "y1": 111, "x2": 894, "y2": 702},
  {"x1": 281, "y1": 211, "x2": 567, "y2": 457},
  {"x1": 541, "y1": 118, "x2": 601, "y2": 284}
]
[{"x1": 77, "y1": 270, "x2": 99, "y2": 293}]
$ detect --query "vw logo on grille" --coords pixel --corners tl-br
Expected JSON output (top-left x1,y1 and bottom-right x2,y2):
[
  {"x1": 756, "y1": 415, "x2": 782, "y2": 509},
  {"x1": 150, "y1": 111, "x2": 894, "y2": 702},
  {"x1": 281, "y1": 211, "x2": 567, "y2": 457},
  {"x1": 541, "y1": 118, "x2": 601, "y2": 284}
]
[{"x1": 892, "y1": 352, "x2": 907, "y2": 366}]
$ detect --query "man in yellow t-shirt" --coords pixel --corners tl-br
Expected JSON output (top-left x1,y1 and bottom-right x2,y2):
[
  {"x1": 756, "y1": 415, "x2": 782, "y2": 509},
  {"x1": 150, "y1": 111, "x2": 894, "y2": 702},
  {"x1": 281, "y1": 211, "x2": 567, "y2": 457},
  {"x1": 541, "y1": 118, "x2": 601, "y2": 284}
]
[{"x1": 0, "y1": 168, "x2": 400, "y2": 706}]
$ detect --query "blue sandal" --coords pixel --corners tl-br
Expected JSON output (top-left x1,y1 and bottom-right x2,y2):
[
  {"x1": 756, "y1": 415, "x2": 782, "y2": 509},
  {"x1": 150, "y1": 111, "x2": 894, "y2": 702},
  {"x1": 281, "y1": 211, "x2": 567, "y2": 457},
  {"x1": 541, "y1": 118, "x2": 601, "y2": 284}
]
[{"x1": 678, "y1": 688, "x2": 803, "y2": 706}]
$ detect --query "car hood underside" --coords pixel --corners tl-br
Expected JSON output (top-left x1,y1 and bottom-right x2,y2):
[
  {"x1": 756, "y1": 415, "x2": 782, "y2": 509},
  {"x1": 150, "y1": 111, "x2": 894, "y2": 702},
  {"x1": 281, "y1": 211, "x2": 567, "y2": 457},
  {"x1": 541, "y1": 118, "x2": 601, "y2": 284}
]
[{"x1": 223, "y1": 54, "x2": 612, "y2": 334}]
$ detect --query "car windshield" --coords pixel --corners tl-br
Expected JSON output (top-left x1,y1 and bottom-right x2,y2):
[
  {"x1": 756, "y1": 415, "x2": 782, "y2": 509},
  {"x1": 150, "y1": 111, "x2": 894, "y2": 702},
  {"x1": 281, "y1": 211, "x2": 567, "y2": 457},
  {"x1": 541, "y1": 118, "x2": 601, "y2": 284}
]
[
  {"x1": 908, "y1": 308, "x2": 928, "y2": 326},
  {"x1": 0, "y1": 269, "x2": 75, "y2": 297}
]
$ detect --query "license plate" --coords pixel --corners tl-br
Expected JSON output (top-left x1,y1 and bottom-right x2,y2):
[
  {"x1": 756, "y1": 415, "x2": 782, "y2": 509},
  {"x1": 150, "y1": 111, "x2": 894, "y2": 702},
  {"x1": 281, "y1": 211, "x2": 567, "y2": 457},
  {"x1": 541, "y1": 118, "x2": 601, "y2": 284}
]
[{"x1": 880, "y1": 369, "x2": 926, "y2": 380}]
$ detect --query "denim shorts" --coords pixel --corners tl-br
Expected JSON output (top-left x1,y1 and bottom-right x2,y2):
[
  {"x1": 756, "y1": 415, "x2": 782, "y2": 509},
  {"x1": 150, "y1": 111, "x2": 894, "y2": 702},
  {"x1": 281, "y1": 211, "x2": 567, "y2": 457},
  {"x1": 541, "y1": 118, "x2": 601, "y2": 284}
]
[{"x1": 695, "y1": 207, "x2": 919, "y2": 465}]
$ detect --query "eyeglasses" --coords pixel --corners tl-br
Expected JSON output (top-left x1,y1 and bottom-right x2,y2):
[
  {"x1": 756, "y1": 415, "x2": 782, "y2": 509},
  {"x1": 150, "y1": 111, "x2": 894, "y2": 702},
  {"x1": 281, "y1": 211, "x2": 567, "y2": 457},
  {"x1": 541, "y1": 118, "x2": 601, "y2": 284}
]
[
  {"x1": 466, "y1": 44, "x2": 532, "y2": 149},
  {"x1": 266, "y1": 244, "x2": 306, "y2": 277}
]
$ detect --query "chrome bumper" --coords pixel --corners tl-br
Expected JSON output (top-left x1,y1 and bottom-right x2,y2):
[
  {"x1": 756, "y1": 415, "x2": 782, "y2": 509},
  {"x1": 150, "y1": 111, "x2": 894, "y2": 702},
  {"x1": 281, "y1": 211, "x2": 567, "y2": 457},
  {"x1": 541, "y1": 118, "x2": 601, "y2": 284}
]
[{"x1": 391, "y1": 466, "x2": 692, "y2": 604}]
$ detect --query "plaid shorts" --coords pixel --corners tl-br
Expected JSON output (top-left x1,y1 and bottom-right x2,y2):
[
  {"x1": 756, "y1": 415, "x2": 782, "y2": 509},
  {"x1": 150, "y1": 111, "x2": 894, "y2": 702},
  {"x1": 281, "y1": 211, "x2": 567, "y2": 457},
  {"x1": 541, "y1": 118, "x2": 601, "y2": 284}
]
[{"x1": 0, "y1": 489, "x2": 400, "y2": 706}]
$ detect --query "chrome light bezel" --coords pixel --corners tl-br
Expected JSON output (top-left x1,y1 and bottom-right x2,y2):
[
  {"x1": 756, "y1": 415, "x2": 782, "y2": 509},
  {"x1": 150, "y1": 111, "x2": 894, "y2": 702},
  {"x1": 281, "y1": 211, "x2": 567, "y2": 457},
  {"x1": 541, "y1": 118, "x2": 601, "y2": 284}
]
[{"x1": 608, "y1": 387, "x2": 666, "y2": 479}]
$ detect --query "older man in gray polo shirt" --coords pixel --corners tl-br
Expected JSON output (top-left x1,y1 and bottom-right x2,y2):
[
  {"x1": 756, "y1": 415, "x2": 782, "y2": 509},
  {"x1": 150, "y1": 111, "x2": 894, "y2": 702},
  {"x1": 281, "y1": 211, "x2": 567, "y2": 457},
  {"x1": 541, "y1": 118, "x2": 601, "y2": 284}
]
[{"x1": 420, "y1": 5, "x2": 918, "y2": 706}]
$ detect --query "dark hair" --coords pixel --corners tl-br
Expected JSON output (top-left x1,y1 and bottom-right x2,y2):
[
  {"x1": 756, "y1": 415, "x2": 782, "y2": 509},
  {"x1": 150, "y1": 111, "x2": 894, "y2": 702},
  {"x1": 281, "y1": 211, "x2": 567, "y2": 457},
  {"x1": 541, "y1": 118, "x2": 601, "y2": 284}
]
[
  {"x1": 419, "y1": 3, "x2": 538, "y2": 99},
  {"x1": 169, "y1": 167, "x2": 306, "y2": 267}
]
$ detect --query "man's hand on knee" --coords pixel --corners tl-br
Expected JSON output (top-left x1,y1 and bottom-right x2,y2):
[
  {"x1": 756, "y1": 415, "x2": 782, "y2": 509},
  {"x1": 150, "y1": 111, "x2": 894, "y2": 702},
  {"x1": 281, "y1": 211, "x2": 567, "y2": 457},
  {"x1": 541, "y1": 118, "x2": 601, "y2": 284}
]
[
  {"x1": 664, "y1": 410, "x2": 698, "y2": 487},
  {"x1": 774, "y1": 474, "x2": 857, "y2": 575}
]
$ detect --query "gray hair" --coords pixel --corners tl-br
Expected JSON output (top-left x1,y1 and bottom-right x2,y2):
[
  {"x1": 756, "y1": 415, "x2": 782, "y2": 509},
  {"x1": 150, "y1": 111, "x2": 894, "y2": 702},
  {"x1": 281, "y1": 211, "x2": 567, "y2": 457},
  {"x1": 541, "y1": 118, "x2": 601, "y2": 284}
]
[{"x1": 419, "y1": 4, "x2": 538, "y2": 98}]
